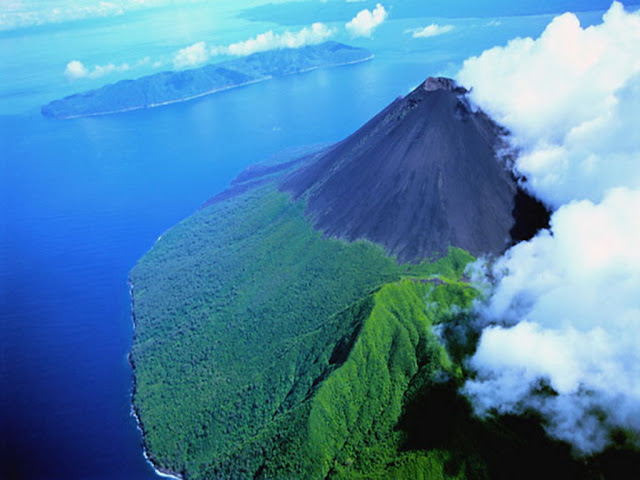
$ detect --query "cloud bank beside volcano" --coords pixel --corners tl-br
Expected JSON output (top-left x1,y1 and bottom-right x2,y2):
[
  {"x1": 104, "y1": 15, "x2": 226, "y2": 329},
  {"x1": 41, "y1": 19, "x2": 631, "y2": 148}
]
[
  {"x1": 456, "y1": 1, "x2": 640, "y2": 453},
  {"x1": 458, "y1": 1, "x2": 640, "y2": 208}
]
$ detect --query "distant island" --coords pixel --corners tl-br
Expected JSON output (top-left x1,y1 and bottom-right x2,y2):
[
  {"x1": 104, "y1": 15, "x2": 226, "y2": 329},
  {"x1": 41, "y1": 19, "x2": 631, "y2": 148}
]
[{"x1": 42, "y1": 42, "x2": 373, "y2": 119}]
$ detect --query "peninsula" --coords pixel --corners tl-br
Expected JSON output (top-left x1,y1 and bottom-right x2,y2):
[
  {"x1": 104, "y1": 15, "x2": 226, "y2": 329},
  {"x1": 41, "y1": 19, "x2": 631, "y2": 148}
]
[{"x1": 42, "y1": 42, "x2": 373, "y2": 119}]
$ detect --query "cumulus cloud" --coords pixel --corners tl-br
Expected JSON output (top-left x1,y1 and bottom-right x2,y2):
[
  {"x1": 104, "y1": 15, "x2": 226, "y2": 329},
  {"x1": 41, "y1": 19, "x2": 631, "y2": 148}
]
[
  {"x1": 458, "y1": 1, "x2": 640, "y2": 208},
  {"x1": 173, "y1": 41, "x2": 208, "y2": 68},
  {"x1": 64, "y1": 59, "x2": 131, "y2": 80},
  {"x1": 64, "y1": 60, "x2": 89, "y2": 80},
  {"x1": 64, "y1": 56, "x2": 149, "y2": 80},
  {"x1": 410, "y1": 23, "x2": 454, "y2": 38},
  {"x1": 214, "y1": 22, "x2": 334, "y2": 57},
  {"x1": 346, "y1": 3, "x2": 387, "y2": 37},
  {"x1": 465, "y1": 188, "x2": 640, "y2": 453},
  {"x1": 172, "y1": 23, "x2": 335, "y2": 68},
  {"x1": 456, "y1": 2, "x2": 640, "y2": 454}
]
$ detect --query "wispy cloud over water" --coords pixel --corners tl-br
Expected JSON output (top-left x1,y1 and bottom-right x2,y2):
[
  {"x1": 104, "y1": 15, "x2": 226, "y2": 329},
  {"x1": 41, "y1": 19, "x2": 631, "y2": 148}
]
[{"x1": 409, "y1": 23, "x2": 454, "y2": 38}]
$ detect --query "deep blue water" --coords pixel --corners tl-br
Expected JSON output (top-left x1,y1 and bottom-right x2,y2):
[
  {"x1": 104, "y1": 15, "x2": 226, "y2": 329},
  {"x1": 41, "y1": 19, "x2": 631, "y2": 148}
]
[{"x1": 0, "y1": 4, "x2": 619, "y2": 479}]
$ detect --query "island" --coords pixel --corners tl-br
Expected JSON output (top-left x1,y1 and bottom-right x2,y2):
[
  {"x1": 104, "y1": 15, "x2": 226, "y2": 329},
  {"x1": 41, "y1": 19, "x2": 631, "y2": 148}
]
[
  {"x1": 128, "y1": 78, "x2": 640, "y2": 480},
  {"x1": 41, "y1": 41, "x2": 373, "y2": 119}
]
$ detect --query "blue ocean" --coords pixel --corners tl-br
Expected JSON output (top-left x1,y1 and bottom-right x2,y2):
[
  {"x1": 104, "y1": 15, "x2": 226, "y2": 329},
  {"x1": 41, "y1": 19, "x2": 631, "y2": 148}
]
[{"x1": 0, "y1": 2, "x2": 625, "y2": 479}]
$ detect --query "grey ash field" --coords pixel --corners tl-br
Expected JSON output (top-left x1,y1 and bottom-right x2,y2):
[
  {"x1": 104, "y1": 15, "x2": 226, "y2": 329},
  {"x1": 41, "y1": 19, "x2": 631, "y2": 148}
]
[{"x1": 129, "y1": 78, "x2": 638, "y2": 479}]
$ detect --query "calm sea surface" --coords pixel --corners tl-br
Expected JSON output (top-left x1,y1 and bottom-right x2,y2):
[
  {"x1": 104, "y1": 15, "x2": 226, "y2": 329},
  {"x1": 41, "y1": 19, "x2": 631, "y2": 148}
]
[{"x1": 0, "y1": 5, "x2": 612, "y2": 479}]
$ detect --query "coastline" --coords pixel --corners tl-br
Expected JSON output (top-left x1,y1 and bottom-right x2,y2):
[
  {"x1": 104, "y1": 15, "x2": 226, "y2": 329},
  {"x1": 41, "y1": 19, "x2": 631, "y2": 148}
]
[
  {"x1": 128, "y1": 281, "x2": 185, "y2": 480},
  {"x1": 46, "y1": 55, "x2": 374, "y2": 120},
  {"x1": 295, "y1": 53, "x2": 374, "y2": 75},
  {"x1": 54, "y1": 77, "x2": 270, "y2": 120}
]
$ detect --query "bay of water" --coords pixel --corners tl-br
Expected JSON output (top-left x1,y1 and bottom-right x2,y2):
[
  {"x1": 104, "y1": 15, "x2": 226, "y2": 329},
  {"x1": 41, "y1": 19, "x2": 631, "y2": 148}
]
[{"x1": 0, "y1": 4, "x2": 616, "y2": 479}]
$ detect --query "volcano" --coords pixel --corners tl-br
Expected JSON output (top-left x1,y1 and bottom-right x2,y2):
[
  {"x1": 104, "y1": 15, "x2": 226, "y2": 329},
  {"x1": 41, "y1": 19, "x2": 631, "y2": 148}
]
[{"x1": 282, "y1": 77, "x2": 546, "y2": 262}]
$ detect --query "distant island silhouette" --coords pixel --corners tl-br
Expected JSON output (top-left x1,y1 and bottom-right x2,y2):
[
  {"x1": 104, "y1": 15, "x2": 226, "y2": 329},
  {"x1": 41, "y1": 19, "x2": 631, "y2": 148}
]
[{"x1": 42, "y1": 42, "x2": 373, "y2": 119}]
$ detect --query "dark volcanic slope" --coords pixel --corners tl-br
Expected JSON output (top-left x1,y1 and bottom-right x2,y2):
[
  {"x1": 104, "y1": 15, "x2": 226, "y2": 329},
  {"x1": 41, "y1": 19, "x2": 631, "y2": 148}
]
[{"x1": 281, "y1": 77, "x2": 523, "y2": 262}]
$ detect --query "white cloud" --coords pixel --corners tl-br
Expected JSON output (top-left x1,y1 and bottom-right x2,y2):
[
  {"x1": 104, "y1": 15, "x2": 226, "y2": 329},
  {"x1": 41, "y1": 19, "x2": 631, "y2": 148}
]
[
  {"x1": 89, "y1": 62, "x2": 131, "y2": 77},
  {"x1": 173, "y1": 41, "x2": 208, "y2": 68},
  {"x1": 171, "y1": 23, "x2": 335, "y2": 68},
  {"x1": 64, "y1": 57, "x2": 150, "y2": 80},
  {"x1": 346, "y1": 3, "x2": 387, "y2": 38},
  {"x1": 465, "y1": 188, "x2": 640, "y2": 453},
  {"x1": 458, "y1": 1, "x2": 640, "y2": 208},
  {"x1": 65, "y1": 59, "x2": 130, "y2": 80},
  {"x1": 411, "y1": 23, "x2": 454, "y2": 38},
  {"x1": 456, "y1": 2, "x2": 640, "y2": 454},
  {"x1": 64, "y1": 60, "x2": 89, "y2": 80},
  {"x1": 215, "y1": 22, "x2": 335, "y2": 57}
]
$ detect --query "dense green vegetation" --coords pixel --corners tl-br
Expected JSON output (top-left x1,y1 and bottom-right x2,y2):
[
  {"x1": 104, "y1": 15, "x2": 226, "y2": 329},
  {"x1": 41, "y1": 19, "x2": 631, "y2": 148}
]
[
  {"x1": 131, "y1": 184, "x2": 640, "y2": 479},
  {"x1": 305, "y1": 278, "x2": 474, "y2": 480},
  {"x1": 130, "y1": 182, "x2": 477, "y2": 478}
]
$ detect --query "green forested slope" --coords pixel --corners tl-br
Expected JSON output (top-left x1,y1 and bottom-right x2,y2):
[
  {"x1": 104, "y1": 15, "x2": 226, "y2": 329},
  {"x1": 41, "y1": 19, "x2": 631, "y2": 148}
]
[
  {"x1": 305, "y1": 278, "x2": 474, "y2": 480},
  {"x1": 130, "y1": 183, "x2": 478, "y2": 478}
]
